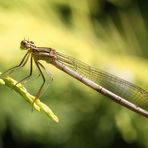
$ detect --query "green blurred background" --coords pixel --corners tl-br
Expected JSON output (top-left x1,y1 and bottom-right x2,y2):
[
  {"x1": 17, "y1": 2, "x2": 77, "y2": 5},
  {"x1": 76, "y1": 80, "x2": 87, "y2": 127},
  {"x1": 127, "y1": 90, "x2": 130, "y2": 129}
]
[{"x1": 0, "y1": 0, "x2": 148, "y2": 148}]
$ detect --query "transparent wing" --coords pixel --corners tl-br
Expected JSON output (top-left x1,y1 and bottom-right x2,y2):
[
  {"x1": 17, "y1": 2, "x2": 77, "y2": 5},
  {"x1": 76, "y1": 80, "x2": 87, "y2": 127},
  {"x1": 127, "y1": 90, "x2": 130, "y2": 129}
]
[{"x1": 56, "y1": 52, "x2": 148, "y2": 110}]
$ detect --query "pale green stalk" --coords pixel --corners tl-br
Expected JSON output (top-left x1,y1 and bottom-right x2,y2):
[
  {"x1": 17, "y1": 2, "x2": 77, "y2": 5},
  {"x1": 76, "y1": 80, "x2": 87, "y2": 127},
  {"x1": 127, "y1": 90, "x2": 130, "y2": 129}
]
[{"x1": 0, "y1": 72, "x2": 59, "y2": 123}]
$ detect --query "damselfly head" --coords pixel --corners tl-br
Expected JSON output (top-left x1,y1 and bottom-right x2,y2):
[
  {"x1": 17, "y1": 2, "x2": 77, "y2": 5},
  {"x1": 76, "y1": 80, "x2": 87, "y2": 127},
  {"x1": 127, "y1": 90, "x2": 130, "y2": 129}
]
[{"x1": 20, "y1": 39, "x2": 36, "y2": 50}]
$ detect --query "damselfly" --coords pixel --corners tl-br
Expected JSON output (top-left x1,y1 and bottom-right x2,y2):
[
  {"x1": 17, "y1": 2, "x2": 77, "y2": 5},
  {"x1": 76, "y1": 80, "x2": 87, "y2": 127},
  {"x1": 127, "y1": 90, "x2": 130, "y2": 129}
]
[{"x1": 2, "y1": 39, "x2": 148, "y2": 117}]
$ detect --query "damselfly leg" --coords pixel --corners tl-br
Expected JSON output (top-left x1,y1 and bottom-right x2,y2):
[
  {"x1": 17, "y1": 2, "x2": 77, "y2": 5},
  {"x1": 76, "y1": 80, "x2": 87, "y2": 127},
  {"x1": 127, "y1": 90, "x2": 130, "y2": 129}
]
[
  {"x1": 14, "y1": 55, "x2": 33, "y2": 86},
  {"x1": 1, "y1": 51, "x2": 30, "y2": 77},
  {"x1": 33, "y1": 60, "x2": 46, "y2": 103}
]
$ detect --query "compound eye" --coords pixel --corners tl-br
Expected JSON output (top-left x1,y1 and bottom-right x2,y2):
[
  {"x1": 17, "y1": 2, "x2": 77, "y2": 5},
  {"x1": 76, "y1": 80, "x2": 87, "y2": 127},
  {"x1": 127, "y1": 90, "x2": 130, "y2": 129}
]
[
  {"x1": 30, "y1": 41, "x2": 34, "y2": 44},
  {"x1": 21, "y1": 41, "x2": 26, "y2": 46},
  {"x1": 20, "y1": 40, "x2": 29, "y2": 50}
]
